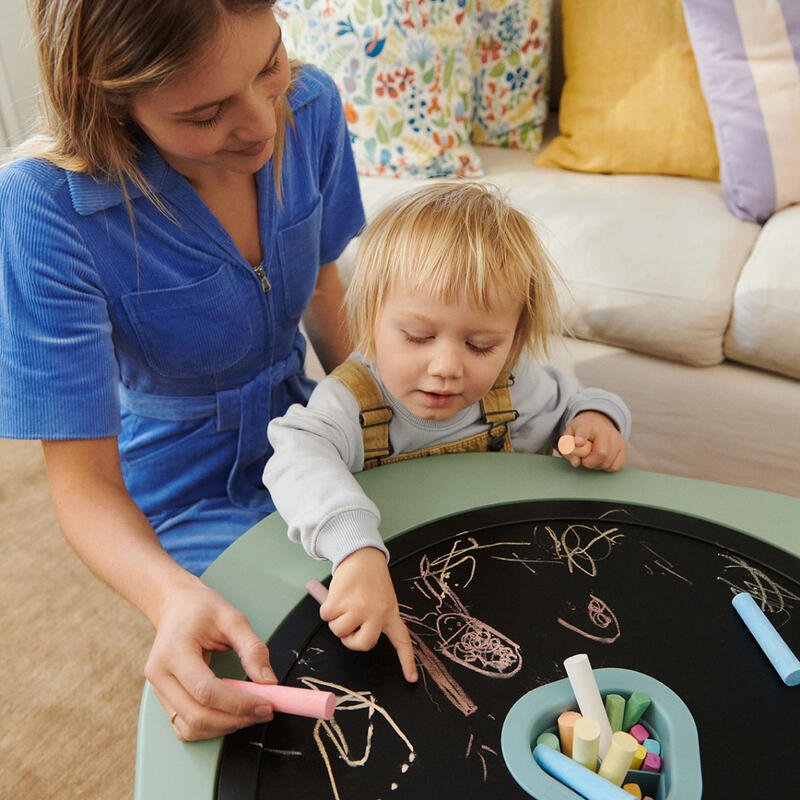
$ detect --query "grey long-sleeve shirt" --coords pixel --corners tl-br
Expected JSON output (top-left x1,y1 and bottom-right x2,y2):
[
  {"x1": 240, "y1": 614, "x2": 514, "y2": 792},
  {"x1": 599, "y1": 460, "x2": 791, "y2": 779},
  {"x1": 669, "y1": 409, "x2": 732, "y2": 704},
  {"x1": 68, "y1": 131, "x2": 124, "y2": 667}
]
[{"x1": 264, "y1": 352, "x2": 631, "y2": 569}]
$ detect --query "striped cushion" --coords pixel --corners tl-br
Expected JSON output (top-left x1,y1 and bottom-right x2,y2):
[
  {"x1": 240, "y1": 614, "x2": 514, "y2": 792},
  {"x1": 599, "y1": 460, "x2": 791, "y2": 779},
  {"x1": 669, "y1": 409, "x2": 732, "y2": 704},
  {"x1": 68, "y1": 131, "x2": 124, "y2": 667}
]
[{"x1": 681, "y1": 0, "x2": 800, "y2": 223}]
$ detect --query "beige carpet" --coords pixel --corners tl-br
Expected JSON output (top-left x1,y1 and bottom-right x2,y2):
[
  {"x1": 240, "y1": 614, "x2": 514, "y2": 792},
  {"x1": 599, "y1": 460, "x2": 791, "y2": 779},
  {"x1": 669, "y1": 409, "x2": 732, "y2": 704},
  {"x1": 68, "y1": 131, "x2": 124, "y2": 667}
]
[{"x1": 1, "y1": 439, "x2": 151, "y2": 800}]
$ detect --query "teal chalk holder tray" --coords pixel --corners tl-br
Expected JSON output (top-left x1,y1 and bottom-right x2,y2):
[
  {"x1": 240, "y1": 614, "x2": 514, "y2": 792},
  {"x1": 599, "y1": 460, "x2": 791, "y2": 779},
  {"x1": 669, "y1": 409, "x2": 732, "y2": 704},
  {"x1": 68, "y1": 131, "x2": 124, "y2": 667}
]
[{"x1": 501, "y1": 668, "x2": 702, "y2": 800}]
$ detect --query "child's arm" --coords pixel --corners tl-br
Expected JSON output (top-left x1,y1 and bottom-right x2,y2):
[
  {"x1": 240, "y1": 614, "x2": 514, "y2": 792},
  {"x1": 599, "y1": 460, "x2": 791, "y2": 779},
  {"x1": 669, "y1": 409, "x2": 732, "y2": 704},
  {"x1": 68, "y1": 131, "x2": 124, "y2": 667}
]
[
  {"x1": 264, "y1": 379, "x2": 416, "y2": 681},
  {"x1": 508, "y1": 358, "x2": 631, "y2": 470}
]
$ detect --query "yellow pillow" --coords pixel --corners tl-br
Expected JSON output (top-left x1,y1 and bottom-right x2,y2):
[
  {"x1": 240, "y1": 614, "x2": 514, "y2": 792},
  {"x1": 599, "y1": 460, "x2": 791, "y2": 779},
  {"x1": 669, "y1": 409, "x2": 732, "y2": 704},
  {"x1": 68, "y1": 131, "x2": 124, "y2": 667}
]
[{"x1": 536, "y1": 0, "x2": 719, "y2": 179}]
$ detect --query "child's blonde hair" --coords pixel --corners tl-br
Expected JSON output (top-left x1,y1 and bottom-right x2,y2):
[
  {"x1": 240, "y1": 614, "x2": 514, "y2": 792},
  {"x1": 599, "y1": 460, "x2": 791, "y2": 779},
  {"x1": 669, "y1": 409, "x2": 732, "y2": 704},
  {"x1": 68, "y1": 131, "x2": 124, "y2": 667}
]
[
  {"x1": 10, "y1": 0, "x2": 294, "y2": 204},
  {"x1": 346, "y1": 182, "x2": 562, "y2": 369}
]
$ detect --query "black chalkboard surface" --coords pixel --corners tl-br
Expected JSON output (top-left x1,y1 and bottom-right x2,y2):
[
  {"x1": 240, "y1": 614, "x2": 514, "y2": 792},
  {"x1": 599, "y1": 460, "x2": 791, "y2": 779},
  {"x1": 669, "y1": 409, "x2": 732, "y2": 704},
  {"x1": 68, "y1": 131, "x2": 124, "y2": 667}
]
[{"x1": 217, "y1": 500, "x2": 800, "y2": 800}]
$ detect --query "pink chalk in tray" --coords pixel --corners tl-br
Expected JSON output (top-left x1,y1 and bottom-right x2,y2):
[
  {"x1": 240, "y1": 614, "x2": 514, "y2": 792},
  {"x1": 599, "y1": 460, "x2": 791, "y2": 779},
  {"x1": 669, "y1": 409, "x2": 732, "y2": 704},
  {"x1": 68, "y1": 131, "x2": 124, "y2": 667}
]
[
  {"x1": 629, "y1": 723, "x2": 649, "y2": 744},
  {"x1": 641, "y1": 752, "x2": 662, "y2": 773}
]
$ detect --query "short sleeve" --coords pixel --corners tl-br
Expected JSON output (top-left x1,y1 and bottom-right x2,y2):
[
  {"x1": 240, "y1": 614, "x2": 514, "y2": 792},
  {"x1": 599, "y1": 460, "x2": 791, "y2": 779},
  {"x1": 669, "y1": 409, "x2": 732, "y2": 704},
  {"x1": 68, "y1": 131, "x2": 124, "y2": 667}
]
[
  {"x1": 0, "y1": 163, "x2": 120, "y2": 439},
  {"x1": 313, "y1": 71, "x2": 366, "y2": 267}
]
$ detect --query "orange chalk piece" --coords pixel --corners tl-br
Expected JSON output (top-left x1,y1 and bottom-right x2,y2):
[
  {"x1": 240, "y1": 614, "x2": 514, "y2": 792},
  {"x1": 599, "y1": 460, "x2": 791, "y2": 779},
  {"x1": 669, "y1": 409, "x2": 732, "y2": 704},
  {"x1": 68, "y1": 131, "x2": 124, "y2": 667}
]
[
  {"x1": 557, "y1": 710, "x2": 582, "y2": 758},
  {"x1": 558, "y1": 434, "x2": 592, "y2": 458},
  {"x1": 223, "y1": 678, "x2": 336, "y2": 720},
  {"x1": 622, "y1": 783, "x2": 643, "y2": 798}
]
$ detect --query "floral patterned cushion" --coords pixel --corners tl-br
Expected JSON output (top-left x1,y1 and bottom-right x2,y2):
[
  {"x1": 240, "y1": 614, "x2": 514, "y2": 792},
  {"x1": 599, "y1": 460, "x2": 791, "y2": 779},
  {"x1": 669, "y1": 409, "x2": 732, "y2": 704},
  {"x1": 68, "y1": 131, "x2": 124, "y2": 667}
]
[
  {"x1": 471, "y1": 0, "x2": 551, "y2": 150},
  {"x1": 276, "y1": 0, "x2": 483, "y2": 178}
]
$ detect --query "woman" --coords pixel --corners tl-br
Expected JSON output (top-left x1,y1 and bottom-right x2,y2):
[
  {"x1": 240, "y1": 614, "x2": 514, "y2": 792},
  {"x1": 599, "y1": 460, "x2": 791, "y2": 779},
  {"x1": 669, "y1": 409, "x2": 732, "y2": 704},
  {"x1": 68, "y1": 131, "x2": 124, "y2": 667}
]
[{"x1": 0, "y1": 0, "x2": 364, "y2": 740}]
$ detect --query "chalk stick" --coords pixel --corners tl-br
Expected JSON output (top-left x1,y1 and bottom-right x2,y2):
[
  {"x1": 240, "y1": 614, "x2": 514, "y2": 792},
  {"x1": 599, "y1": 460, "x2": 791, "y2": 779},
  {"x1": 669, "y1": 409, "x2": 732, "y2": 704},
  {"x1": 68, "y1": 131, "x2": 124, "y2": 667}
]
[
  {"x1": 605, "y1": 693, "x2": 625, "y2": 732},
  {"x1": 536, "y1": 732, "x2": 561, "y2": 752},
  {"x1": 641, "y1": 752, "x2": 662, "y2": 773},
  {"x1": 629, "y1": 724, "x2": 649, "y2": 745},
  {"x1": 572, "y1": 717, "x2": 600, "y2": 772},
  {"x1": 533, "y1": 744, "x2": 639, "y2": 800},
  {"x1": 305, "y1": 578, "x2": 329, "y2": 605},
  {"x1": 622, "y1": 691, "x2": 651, "y2": 730},
  {"x1": 732, "y1": 591, "x2": 800, "y2": 686},
  {"x1": 630, "y1": 744, "x2": 647, "y2": 770},
  {"x1": 597, "y1": 731, "x2": 638, "y2": 786},
  {"x1": 643, "y1": 738, "x2": 660, "y2": 756},
  {"x1": 564, "y1": 654, "x2": 614, "y2": 757},
  {"x1": 557, "y1": 710, "x2": 582, "y2": 757},
  {"x1": 558, "y1": 434, "x2": 592, "y2": 458},
  {"x1": 572, "y1": 716, "x2": 601, "y2": 772},
  {"x1": 622, "y1": 784, "x2": 642, "y2": 798},
  {"x1": 223, "y1": 679, "x2": 336, "y2": 720}
]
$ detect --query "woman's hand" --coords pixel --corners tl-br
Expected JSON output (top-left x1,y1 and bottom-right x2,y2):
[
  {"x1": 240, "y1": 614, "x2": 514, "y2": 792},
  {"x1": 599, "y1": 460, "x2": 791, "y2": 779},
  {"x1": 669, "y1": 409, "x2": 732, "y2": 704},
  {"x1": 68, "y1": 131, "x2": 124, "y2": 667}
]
[
  {"x1": 145, "y1": 578, "x2": 279, "y2": 741},
  {"x1": 561, "y1": 410, "x2": 627, "y2": 472},
  {"x1": 323, "y1": 547, "x2": 418, "y2": 683}
]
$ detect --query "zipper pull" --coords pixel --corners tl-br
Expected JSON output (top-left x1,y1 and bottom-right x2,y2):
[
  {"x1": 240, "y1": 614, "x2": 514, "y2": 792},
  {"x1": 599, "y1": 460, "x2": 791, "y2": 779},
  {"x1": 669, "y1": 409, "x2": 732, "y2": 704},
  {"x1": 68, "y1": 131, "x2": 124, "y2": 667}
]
[{"x1": 253, "y1": 263, "x2": 271, "y2": 294}]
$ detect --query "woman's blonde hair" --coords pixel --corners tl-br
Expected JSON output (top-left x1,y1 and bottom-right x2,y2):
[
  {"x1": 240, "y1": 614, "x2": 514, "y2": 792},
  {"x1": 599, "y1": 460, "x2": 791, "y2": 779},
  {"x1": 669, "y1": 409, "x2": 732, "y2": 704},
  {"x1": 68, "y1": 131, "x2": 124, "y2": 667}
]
[
  {"x1": 11, "y1": 0, "x2": 294, "y2": 203},
  {"x1": 346, "y1": 182, "x2": 563, "y2": 369}
]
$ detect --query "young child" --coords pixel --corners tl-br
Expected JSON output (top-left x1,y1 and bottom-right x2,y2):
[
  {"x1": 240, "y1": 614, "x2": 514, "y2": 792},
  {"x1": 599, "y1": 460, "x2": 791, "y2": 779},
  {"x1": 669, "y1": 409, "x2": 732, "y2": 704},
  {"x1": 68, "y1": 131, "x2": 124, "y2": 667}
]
[{"x1": 263, "y1": 182, "x2": 630, "y2": 683}]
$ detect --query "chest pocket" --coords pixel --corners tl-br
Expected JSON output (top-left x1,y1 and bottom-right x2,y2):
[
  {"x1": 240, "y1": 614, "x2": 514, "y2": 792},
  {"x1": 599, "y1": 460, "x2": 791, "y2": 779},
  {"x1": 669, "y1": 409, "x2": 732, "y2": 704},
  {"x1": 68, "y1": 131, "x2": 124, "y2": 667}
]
[
  {"x1": 121, "y1": 261, "x2": 258, "y2": 379},
  {"x1": 276, "y1": 197, "x2": 323, "y2": 320}
]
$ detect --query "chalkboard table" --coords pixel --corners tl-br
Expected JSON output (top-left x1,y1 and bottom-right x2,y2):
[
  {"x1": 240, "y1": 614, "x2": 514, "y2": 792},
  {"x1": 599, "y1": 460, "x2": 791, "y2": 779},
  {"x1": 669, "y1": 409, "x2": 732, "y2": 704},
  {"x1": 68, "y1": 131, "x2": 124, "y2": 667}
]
[{"x1": 134, "y1": 454, "x2": 800, "y2": 800}]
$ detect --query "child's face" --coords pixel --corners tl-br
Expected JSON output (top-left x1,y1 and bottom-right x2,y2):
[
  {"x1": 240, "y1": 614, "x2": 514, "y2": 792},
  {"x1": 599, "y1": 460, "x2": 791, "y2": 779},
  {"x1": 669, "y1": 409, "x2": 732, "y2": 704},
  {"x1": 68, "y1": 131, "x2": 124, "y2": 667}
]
[{"x1": 373, "y1": 280, "x2": 523, "y2": 421}]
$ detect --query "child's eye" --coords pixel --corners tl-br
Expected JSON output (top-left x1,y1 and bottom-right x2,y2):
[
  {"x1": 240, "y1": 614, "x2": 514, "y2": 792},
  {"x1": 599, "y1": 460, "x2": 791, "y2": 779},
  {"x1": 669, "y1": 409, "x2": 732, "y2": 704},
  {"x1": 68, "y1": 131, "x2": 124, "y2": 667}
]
[
  {"x1": 467, "y1": 342, "x2": 495, "y2": 356},
  {"x1": 404, "y1": 332, "x2": 432, "y2": 344}
]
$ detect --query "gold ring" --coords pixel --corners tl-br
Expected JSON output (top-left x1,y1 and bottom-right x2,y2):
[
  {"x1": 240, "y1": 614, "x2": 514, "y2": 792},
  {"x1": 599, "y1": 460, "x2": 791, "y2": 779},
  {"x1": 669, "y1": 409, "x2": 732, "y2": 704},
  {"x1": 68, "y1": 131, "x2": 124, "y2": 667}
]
[{"x1": 170, "y1": 710, "x2": 178, "y2": 726}]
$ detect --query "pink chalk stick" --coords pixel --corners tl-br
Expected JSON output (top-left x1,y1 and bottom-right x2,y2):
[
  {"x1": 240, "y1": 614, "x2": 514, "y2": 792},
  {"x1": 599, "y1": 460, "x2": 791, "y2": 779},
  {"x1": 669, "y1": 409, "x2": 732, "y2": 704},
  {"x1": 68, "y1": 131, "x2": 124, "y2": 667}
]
[
  {"x1": 641, "y1": 752, "x2": 662, "y2": 773},
  {"x1": 305, "y1": 579, "x2": 329, "y2": 604},
  {"x1": 223, "y1": 679, "x2": 336, "y2": 720},
  {"x1": 629, "y1": 723, "x2": 649, "y2": 744}
]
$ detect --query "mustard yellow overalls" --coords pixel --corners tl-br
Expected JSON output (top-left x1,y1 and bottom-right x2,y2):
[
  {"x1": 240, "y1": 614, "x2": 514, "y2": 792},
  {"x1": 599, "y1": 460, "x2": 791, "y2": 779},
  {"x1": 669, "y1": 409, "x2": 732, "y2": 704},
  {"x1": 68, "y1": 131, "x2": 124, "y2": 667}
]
[{"x1": 331, "y1": 359, "x2": 519, "y2": 470}]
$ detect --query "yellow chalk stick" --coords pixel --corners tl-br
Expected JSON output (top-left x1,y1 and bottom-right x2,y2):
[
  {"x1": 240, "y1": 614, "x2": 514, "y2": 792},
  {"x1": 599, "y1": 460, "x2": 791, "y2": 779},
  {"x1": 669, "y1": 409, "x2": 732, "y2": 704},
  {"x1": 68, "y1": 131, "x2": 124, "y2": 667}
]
[
  {"x1": 631, "y1": 743, "x2": 647, "y2": 770},
  {"x1": 597, "y1": 731, "x2": 638, "y2": 786},
  {"x1": 572, "y1": 716, "x2": 601, "y2": 772}
]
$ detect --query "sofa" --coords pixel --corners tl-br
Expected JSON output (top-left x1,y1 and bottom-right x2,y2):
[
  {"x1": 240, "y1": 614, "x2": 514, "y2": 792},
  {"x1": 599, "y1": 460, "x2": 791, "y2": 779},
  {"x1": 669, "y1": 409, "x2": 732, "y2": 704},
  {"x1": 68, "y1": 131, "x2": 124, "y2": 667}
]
[{"x1": 295, "y1": 0, "x2": 800, "y2": 499}]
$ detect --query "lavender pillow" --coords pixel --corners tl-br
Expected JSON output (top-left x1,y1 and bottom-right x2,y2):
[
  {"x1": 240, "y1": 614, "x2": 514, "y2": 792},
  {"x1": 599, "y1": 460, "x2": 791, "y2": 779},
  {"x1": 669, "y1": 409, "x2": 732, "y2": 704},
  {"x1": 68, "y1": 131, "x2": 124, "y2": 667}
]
[{"x1": 680, "y1": 0, "x2": 800, "y2": 223}]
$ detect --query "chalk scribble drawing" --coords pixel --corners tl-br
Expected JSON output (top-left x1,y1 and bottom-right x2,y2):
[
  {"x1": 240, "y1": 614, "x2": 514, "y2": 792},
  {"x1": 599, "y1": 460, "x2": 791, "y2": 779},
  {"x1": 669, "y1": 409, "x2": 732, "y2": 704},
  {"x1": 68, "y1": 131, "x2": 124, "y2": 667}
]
[
  {"x1": 404, "y1": 553, "x2": 522, "y2": 679},
  {"x1": 717, "y1": 553, "x2": 800, "y2": 625},
  {"x1": 557, "y1": 593, "x2": 621, "y2": 643},
  {"x1": 640, "y1": 542, "x2": 692, "y2": 584},
  {"x1": 297, "y1": 676, "x2": 415, "y2": 800},
  {"x1": 492, "y1": 520, "x2": 625, "y2": 577}
]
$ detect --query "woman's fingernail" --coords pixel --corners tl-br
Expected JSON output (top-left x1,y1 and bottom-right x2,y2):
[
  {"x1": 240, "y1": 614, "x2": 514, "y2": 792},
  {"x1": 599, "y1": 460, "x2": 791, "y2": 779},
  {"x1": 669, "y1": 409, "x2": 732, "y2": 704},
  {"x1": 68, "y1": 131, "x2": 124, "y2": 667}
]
[
  {"x1": 261, "y1": 668, "x2": 277, "y2": 683},
  {"x1": 255, "y1": 705, "x2": 273, "y2": 717}
]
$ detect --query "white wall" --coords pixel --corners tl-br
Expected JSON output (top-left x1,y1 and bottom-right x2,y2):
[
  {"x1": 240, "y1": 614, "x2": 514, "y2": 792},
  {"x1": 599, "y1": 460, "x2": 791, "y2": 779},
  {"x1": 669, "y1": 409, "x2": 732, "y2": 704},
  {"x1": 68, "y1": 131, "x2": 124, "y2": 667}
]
[{"x1": 0, "y1": 2, "x2": 40, "y2": 150}]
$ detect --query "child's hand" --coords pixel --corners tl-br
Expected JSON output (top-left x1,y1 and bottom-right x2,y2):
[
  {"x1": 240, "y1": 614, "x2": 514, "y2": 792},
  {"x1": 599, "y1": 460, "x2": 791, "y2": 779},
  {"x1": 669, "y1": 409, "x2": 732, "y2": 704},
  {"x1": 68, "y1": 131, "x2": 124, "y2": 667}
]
[
  {"x1": 322, "y1": 547, "x2": 418, "y2": 683},
  {"x1": 561, "y1": 410, "x2": 627, "y2": 472}
]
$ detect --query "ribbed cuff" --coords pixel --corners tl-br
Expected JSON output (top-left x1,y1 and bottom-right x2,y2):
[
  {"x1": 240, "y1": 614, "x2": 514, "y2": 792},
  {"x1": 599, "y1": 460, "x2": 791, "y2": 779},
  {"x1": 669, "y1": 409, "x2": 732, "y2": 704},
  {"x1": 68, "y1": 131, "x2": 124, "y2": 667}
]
[{"x1": 314, "y1": 508, "x2": 388, "y2": 570}]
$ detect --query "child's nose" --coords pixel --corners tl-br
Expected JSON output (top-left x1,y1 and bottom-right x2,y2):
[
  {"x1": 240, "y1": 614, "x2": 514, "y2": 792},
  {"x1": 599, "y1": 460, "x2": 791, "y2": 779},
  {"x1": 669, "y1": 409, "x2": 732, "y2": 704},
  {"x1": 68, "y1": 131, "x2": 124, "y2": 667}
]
[{"x1": 428, "y1": 343, "x2": 463, "y2": 379}]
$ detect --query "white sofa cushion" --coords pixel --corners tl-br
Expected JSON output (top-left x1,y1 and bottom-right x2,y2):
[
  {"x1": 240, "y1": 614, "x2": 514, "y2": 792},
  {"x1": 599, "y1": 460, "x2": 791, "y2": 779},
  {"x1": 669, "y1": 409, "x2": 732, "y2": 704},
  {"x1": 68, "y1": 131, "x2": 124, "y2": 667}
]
[
  {"x1": 724, "y1": 204, "x2": 800, "y2": 380},
  {"x1": 345, "y1": 144, "x2": 761, "y2": 366}
]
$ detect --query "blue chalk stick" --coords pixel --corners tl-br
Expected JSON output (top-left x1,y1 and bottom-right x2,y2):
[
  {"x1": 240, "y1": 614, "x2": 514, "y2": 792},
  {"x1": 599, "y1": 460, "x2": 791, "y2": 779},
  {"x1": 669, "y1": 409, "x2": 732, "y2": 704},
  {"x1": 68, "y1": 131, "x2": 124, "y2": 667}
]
[
  {"x1": 732, "y1": 592, "x2": 800, "y2": 686},
  {"x1": 533, "y1": 744, "x2": 638, "y2": 800}
]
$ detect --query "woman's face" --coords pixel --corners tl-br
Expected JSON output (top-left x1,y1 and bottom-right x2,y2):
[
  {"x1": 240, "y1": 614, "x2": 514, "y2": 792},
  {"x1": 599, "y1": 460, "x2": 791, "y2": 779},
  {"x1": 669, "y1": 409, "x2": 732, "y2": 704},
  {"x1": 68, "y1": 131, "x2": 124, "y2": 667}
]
[{"x1": 129, "y1": 7, "x2": 290, "y2": 186}]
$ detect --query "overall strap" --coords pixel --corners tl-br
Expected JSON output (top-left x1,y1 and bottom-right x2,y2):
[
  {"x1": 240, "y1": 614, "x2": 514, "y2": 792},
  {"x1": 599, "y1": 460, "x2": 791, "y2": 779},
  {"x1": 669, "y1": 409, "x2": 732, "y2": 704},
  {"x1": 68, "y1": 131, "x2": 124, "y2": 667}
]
[
  {"x1": 479, "y1": 371, "x2": 518, "y2": 451},
  {"x1": 330, "y1": 359, "x2": 393, "y2": 466}
]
